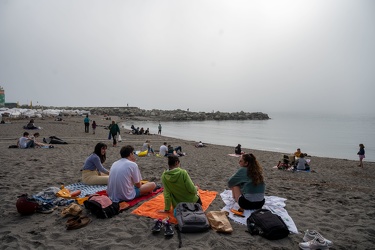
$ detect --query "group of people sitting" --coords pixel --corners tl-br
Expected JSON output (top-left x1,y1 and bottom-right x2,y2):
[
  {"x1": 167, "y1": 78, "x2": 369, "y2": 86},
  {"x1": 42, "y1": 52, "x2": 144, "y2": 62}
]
[
  {"x1": 159, "y1": 142, "x2": 184, "y2": 156},
  {"x1": 276, "y1": 148, "x2": 310, "y2": 171},
  {"x1": 81, "y1": 142, "x2": 266, "y2": 216},
  {"x1": 130, "y1": 125, "x2": 150, "y2": 135},
  {"x1": 16, "y1": 132, "x2": 54, "y2": 149}
]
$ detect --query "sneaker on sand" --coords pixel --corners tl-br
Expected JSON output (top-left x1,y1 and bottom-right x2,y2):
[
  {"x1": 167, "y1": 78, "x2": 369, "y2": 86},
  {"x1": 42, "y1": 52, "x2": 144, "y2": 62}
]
[
  {"x1": 151, "y1": 219, "x2": 163, "y2": 233},
  {"x1": 303, "y1": 230, "x2": 333, "y2": 246},
  {"x1": 164, "y1": 220, "x2": 174, "y2": 237},
  {"x1": 299, "y1": 236, "x2": 332, "y2": 250}
]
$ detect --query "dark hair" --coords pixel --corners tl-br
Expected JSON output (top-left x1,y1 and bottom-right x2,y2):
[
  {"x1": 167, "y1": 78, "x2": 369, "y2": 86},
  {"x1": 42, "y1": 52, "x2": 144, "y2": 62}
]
[
  {"x1": 241, "y1": 153, "x2": 264, "y2": 186},
  {"x1": 33, "y1": 132, "x2": 40, "y2": 137},
  {"x1": 120, "y1": 145, "x2": 134, "y2": 158},
  {"x1": 168, "y1": 155, "x2": 179, "y2": 167},
  {"x1": 23, "y1": 132, "x2": 29, "y2": 136},
  {"x1": 93, "y1": 142, "x2": 107, "y2": 163}
]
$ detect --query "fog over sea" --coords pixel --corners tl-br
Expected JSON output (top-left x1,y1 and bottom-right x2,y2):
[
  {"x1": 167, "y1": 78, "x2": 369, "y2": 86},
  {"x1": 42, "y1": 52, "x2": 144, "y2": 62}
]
[{"x1": 125, "y1": 112, "x2": 375, "y2": 162}]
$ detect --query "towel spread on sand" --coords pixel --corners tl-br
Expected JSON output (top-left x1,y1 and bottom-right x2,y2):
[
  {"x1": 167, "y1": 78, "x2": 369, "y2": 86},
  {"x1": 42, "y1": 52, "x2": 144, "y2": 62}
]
[
  {"x1": 220, "y1": 190, "x2": 298, "y2": 234},
  {"x1": 65, "y1": 183, "x2": 164, "y2": 209},
  {"x1": 228, "y1": 154, "x2": 241, "y2": 157},
  {"x1": 131, "y1": 189, "x2": 217, "y2": 224},
  {"x1": 96, "y1": 188, "x2": 164, "y2": 210},
  {"x1": 65, "y1": 183, "x2": 107, "y2": 198}
]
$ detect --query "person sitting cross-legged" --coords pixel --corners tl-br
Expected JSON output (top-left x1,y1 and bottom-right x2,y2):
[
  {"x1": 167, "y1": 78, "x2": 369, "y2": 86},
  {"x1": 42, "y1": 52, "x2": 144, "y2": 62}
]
[
  {"x1": 107, "y1": 145, "x2": 156, "y2": 202},
  {"x1": 161, "y1": 155, "x2": 201, "y2": 213}
]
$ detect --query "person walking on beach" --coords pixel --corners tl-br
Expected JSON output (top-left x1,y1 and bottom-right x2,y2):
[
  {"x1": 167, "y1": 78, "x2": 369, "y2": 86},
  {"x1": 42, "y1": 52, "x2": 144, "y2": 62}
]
[
  {"x1": 107, "y1": 145, "x2": 156, "y2": 202},
  {"x1": 357, "y1": 144, "x2": 365, "y2": 168},
  {"x1": 81, "y1": 142, "x2": 110, "y2": 185},
  {"x1": 92, "y1": 121, "x2": 97, "y2": 134},
  {"x1": 109, "y1": 121, "x2": 120, "y2": 147},
  {"x1": 84, "y1": 115, "x2": 90, "y2": 133},
  {"x1": 228, "y1": 153, "x2": 265, "y2": 210},
  {"x1": 158, "y1": 123, "x2": 162, "y2": 135}
]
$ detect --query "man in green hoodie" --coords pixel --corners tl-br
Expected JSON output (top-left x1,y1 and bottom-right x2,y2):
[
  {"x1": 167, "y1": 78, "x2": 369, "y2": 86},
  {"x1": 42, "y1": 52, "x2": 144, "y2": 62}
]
[{"x1": 161, "y1": 155, "x2": 201, "y2": 212}]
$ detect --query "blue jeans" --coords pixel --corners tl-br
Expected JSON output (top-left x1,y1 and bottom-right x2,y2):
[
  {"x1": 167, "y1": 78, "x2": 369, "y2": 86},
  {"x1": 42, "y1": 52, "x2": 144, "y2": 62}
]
[{"x1": 26, "y1": 140, "x2": 35, "y2": 148}]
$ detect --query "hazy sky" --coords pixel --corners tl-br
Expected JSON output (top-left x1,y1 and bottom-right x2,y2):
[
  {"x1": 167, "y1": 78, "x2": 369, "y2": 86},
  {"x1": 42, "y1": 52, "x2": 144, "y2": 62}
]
[{"x1": 0, "y1": 0, "x2": 374, "y2": 114}]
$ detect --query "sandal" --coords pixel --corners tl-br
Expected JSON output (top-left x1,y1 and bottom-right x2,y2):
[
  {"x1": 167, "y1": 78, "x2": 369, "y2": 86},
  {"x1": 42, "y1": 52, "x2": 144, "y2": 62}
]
[
  {"x1": 66, "y1": 216, "x2": 91, "y2": 230},
  {"x1": 61, "y1": 203, "x2": 83, "y2": 217}
]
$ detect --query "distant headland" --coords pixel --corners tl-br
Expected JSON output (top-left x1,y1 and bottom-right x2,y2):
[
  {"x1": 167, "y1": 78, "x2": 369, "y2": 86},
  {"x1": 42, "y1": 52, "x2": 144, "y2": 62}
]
[
  {"x1": 2, "y1": 105, "x2": 270, "y2": 121},
  {"x1": 65, "y1": 106, "x2": 270, "y2": 121}
]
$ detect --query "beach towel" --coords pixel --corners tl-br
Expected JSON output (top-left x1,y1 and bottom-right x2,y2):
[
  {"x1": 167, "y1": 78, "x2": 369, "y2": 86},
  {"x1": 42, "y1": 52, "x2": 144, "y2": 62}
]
[
  {"x1": 65, "y1": 183, "x2": 163, "y2": 209},
  {"x1": 95, "y1": 188, "x2": 164, "y2": 211},
  {"x1": 228, "y1": 154, "x2": 241, "y2": 157},
  {"x1": 65, "y1": 183, "x2": 107, "y2": 198},
  {"x1": 131, "y1": 189, "x2": 217, "y2": 224},
  {"x1": 220, "y1": 190, "x2": 298, "y2": 234}
]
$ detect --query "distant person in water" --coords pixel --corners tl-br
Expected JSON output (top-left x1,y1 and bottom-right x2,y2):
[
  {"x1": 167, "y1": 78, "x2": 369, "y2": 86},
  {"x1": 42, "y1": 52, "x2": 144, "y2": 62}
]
[
  {"x1": 357, "y1": 143, "x2": 365, "y2": 168},
  {"x1": 158, "y1": 123, "x2": 162, "y2": 135}
]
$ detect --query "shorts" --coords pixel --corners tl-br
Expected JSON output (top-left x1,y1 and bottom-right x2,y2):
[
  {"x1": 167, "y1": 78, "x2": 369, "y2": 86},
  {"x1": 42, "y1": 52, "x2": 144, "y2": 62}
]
[
  {"x1": 238, "y1": 195, "x2": 265, "y2": 210},
  {"x1": 134, "y1": 186, "x2": 140, "y2": 198},
  {"x1": 359, "y1": 155, "x2": 365, "y2": 160}
]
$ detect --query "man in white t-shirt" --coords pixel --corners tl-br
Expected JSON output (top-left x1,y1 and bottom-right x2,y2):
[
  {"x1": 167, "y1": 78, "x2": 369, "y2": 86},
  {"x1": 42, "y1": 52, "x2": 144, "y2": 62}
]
[
  {"x1": 18, "y1": 132, "x2": 35, "y2": 149},
  {"x1": 159, "y1": 142, "x2": 168, "y2": 156},
  {"x1": 107, "y1": 145, "x2": 156, "y2": 203}
]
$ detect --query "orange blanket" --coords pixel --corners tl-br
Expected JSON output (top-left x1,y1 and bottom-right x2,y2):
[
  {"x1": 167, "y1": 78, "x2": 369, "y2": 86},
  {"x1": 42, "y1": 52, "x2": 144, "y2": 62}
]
[{"x1": 131, "y1": 189, "x2": 217, "y2": 224}]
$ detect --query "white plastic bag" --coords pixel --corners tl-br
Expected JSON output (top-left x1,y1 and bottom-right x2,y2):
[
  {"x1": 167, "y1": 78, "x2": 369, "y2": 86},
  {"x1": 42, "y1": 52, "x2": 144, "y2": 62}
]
[{"x1": 118, "y1": 134, "x2": 122, "y2": 142}]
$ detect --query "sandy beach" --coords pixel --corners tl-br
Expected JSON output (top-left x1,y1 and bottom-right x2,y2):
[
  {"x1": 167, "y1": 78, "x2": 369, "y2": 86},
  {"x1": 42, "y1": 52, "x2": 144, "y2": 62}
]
[{"x1": 1, "y1": 115, "x2": 374, "y2": 249}]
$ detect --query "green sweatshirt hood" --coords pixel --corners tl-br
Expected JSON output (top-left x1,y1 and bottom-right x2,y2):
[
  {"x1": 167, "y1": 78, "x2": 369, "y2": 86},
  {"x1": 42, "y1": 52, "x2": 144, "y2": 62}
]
[{"x1": 163, "y1": 167, "x2": 183, "y2": 183}]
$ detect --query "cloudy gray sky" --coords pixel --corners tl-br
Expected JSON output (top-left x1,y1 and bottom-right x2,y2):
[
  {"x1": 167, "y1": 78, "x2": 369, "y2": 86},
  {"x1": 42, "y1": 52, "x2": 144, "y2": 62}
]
[{"x1": 0, "y1": 0, "x2": 374, "y2": 114}]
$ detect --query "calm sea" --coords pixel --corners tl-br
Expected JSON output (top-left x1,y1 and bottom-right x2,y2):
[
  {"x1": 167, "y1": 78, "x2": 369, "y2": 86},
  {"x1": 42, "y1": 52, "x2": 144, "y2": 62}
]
[{"x1": 124, "y1": 112, "x2": 375, "y2": 162}]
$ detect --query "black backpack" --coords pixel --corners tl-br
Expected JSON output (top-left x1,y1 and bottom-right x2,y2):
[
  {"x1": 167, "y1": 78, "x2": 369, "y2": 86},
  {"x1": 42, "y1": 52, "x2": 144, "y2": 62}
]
[
  {"x1": 83, "y1": 195, "x2": 119, "y2": 219},
  {"x1": 175, "y1": 202, "x2": 210, "y2": 233},
  {"x1": 247, "y1": 209, "x2": 289, "y2": 240}
]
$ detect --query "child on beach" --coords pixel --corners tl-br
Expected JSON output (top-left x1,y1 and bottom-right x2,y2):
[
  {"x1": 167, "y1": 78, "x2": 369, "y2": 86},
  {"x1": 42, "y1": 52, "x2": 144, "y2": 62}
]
[
  {"x1": 357, "y1": 144, "x2": 365, "y2": 168},
  {"x1": 92, "y1": 121, "x2": 97, "y2": 134}
]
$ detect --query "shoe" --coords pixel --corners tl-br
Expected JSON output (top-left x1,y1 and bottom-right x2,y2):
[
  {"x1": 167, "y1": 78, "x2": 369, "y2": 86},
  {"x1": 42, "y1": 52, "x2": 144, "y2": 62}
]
[
  {"x1": 66, "y1": 216, "x2": 91, "y2": 230},
  {"x1": 299, "y1": 236, "x2": 332, "y2": 250},
  {"x1": 36, "y1": 203, "x2": 57, "y2": 214},
  {"x1": 303, "y1": 230, "x2": 333, "y2": 246},
  {"x1": 164, "y1": 220, "x2": 174, "y2": 237},
  {"x1": 151, "y1": 219, "x2": 163, "y2": 233}
]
